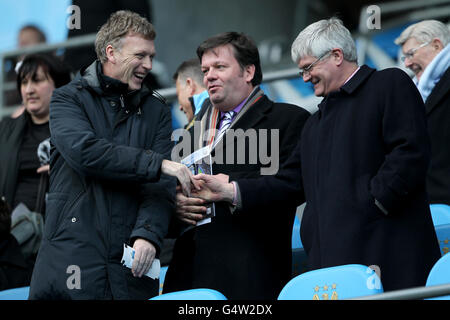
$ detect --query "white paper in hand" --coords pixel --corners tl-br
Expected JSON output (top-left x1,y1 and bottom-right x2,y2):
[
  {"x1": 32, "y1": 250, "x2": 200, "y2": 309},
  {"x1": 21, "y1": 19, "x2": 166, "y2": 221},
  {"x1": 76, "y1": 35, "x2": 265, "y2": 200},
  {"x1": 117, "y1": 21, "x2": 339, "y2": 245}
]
[{"x1": 121, "y1": 243, "x2": 161, "y2": 279}]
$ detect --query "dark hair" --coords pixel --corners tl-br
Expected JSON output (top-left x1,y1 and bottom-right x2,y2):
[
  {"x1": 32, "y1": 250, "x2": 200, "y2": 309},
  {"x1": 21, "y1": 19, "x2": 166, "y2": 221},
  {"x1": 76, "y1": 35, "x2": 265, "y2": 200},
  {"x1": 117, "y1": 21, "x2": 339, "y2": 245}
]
[
  {"x1": 173, "y1": 58, "x2": 204, "y2": 85},
  {"x1": 0, "y1": 196, "x2": 12, "y2": 239},
  {"x1": 16, "y1": 54, "x2": 72, "y2": 91},
  {"x1": 196, "y1": 32, "x2": 262, "y2": 86}
]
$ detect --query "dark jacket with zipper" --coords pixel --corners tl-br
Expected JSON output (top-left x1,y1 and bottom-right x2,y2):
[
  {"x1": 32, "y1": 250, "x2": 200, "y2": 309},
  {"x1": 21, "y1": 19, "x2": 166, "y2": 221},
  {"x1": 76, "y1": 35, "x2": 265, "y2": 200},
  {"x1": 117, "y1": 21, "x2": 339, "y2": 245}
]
[
  {"x1": 0, "y1": 112, "x2": 48, "y2": 213},
  {"x1": 29, "y1": 61, "x2": 176, "y2": 300}
]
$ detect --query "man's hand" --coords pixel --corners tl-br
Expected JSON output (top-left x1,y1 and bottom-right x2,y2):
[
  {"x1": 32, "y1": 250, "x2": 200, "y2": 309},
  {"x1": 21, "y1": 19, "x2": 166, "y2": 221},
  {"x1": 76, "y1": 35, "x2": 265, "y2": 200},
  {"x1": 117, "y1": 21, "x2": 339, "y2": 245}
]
[
  {"x1": 131, "y1": 238, "x2": 156, "y2": 278},
  {"x1": 192, "y1": 173, "x2": 234, "y2": 203},
  {"x1": 161, "y1": 160, "x2": 201, "y2": 197},
  {"x1": 37, "y1": 164, "x2": 50, "y2": 175},
  {"x1": 175, "y1": 186, "x2": 207, "y2": 225}
]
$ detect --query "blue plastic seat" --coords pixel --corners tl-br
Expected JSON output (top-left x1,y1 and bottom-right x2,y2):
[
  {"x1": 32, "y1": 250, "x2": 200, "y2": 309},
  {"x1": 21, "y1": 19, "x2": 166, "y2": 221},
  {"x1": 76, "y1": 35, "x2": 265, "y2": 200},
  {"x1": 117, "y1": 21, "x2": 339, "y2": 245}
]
[
  {"x1": 278, "y1": 264, "x2": 383, "y2": 300},
  {"x1": 435, "y1": 224, "x2": 450, "y2": 256},
  {"x1": 426, "y1": 252, "x2": 450, "y2": 300},
  {"x1": 150, "y1": 288, "x2": 227, "y2": 300},
  {"x1": 292, "y1": 214, "x2": 302, "y2": 249},
  {"x1": 430, "y1": 204, "x2": 450, "y2": 226},
  {"x1": 0, "y1": 286, "x2": 30, "y2": 300},
  {"x1": 159, "y1": 266, "x2": 168, "y2": 295}
]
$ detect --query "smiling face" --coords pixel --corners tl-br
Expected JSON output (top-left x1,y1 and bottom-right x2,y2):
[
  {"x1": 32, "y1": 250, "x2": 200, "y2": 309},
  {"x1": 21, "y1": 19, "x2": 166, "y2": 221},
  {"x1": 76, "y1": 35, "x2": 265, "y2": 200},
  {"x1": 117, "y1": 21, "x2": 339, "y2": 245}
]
[
  {"x1": 20, "y1": 66, "x2": 55, "y2": 123},
  {"x1": 401, "y1": 37, "x2": 439, "y2": 80},
  {"x1": 297, "y1": 53, "x2": 336, "y2": 97},
  {"x1": 107, "y1": 34, "x2": 155, "y2": 91},
  {"x1": 201, "y1": 44, "x2": 255, "y2": 111}
]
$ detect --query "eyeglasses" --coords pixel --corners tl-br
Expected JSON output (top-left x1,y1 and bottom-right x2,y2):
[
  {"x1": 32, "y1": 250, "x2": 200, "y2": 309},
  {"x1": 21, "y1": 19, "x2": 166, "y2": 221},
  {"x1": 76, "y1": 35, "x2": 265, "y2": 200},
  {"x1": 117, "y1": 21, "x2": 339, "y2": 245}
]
[
  {"x1": 400, "y1": 42, "x2": 430, "y2": 62},
  {"x1": 299, "y1": 51, "x2": 332, "y2": 78}
]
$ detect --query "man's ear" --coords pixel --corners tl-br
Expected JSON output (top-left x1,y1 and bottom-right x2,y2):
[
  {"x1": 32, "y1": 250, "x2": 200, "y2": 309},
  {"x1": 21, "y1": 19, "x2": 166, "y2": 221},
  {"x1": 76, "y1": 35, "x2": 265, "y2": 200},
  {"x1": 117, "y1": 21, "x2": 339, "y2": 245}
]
[
  {"x1": 105, "y1": 44, "x2": 116, "y2": 64},
  {"x1": 244, "y1": 64, "x2": 256, "y2": 84},
  {"x1": 431, "y1": 38, "x2": 444, "y2": 51},
  {"x1": 332, "y1": 48, "x2": 344, "y2": 67},
  {"x1": 186, "y1": 77, "x2": 196, "y2": 96}
]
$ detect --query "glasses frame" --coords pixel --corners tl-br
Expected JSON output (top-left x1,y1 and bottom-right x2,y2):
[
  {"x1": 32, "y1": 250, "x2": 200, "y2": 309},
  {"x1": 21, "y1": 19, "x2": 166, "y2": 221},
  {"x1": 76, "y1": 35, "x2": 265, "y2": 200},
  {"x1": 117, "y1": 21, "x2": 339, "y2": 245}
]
[
  {"x1": 401, "y1": 41, "x2": 430, "y2": 62},
  {"x1": 299, "y1": 51, "x2": 332, "y2": 78}
]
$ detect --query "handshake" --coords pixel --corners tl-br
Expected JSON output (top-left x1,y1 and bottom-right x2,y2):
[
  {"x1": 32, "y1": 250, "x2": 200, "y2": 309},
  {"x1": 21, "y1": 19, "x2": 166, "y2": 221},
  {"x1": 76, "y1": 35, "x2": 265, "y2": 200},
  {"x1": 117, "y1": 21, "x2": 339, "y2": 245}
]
[{"x1": 161, "y1": 160, "x2": 234, "y2": 226}]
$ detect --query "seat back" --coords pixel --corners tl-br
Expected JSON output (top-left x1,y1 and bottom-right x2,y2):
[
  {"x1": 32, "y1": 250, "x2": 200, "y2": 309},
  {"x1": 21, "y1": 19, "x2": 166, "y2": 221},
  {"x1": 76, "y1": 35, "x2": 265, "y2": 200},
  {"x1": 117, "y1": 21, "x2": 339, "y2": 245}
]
[
  {"x1": 150, "y1": 288, "x2": 227, "y2": 300},
  {"x1": 278, "y1": 264, "x2": 383, "y2": 300},
  {"x1": 0, "y1": 286, "x2": 30, "y2": 300},
  {"x1": 292, "y1": 214, "x2": 302, "y2": 249},
  {"x1": 159, "y1": 266, "x2": 168, "y2": 295},
  {"x1": 435, "y1": 224, "x2": 450, "y2": 256},
  {"x1": 426, "y1": 252, "x2": 450, "y2": 300},
  {"x1": 430, "y1": 204, "x2": 450, "y2": 226}
]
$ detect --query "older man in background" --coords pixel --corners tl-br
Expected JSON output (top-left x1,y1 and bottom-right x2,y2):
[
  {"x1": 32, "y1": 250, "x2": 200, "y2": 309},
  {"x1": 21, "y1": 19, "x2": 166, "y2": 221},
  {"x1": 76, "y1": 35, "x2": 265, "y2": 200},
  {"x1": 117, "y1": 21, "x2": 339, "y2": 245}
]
[{"x1": 395, "y1": 20, "x2": 450, "y2": 206}]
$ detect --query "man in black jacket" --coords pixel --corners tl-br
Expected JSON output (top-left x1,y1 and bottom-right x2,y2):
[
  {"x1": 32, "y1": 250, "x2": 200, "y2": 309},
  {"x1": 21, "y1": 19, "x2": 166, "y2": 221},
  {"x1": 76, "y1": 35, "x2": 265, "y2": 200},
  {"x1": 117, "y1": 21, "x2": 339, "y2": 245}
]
[
  {"x1": 197, "y1": 19, "x2": 441, "y2": 292},
  {"x1": 163, "y1": 32, "x2": 310, "y2": 299},
  {"x1": 29, "y1": 10, "x2": 196, "y2": 300}
]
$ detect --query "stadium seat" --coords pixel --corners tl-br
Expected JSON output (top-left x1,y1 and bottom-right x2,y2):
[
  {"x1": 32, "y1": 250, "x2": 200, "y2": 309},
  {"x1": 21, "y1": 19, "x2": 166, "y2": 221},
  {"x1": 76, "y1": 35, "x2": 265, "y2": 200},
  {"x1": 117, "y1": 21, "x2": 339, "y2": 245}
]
[
  {"x1": 278, "y1": 264, "x2": 383, "y2": 300},
  {"x1": 291, "y1": 214, "x2": 308, "y2": 277},
  {"x1": 159, "y1": 266, "x2": 168, "y2": 295},
  {"x1": 435, "y1": 224, "x2": 450, "y2": 256},
  {"x1": 426, "y1": 252, "x2": 450, "y2": 300},
  {"x1": 292, "y1": 214, "x2": 302, "y2": 249},
  {"x1": 150, "y1": 288, "x2": 227, "y2": 300},
  {"x1": 0, "y1": 286, "x2": 29, "y2": 300},
  {"x1": 430, "y1": 204, "x2": 450, "y2": 226}
]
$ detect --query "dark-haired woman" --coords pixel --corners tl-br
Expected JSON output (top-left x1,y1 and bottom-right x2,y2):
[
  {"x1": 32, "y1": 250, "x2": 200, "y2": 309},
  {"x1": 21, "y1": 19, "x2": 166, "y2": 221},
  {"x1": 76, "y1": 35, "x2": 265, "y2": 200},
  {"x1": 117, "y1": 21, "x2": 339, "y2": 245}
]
[{"x1": 0, "y1": 54, "x2": 71, "y2": 269}]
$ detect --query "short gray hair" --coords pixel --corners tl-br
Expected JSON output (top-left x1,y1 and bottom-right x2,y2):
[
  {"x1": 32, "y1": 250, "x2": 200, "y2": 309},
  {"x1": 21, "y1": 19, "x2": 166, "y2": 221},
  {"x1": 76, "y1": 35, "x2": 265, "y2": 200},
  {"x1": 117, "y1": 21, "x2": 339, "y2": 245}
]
[
  {"x1": 291, "y1": 17, "x2": 357, "y2": 64},
  {"x1": 95, "y1": 10, "x2": 156, "y2": 63},
  {"x1": 394, "y1": 20, "x2": 450, "y2": 47}
]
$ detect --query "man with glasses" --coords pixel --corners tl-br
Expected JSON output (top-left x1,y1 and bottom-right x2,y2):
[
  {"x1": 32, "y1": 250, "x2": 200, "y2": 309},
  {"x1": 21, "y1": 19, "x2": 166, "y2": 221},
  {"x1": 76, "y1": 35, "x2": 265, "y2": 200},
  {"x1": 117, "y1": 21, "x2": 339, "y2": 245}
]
[
  {"x1": 395, "y1": 20, "x2": 450, "y2": 207},
  {"x1": 195, "y1": 18, "x2": 441, "y2": 292}
]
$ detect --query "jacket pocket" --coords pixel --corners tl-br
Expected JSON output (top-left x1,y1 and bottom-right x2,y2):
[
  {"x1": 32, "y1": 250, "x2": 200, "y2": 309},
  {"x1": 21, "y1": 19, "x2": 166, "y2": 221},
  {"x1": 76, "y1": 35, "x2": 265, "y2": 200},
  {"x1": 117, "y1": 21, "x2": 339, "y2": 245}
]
[{"x1": 44, "y1": 191, "x2": 84, "y2": 240}]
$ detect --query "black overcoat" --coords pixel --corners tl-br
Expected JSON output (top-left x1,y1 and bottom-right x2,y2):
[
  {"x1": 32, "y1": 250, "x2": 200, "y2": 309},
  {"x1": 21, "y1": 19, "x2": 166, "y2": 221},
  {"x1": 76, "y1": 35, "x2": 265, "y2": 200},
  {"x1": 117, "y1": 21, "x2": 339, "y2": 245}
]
[
  {"x1": 29, "y1": 62, "x2": 176, "y2": 299},
  {"x1": 164, "y1": 91, "x2": 310, "y2": 299},
  {"x1": 424, "y1": 67, "x2": 450, "y2": 205},
  {"x1": 241, "y1": 66, "x2": 441, "y2": 292}
]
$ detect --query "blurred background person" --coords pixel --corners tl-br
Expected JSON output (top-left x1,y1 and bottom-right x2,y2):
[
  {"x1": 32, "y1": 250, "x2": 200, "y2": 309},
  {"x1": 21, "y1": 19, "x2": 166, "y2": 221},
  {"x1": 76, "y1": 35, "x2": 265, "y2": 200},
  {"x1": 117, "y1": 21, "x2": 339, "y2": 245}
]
[
  {"x1": 0, "y1": 54, "x2": 71, "y2": 267},
  {"x1": 173, "y1": 58, "x2": 209, "y2": 130},
  {"x1": 5, "y1": 25, "x2": 48, "y2": 117},
  {"x1": 395, "y1": 20, "x2": 450, "y2": 206}
]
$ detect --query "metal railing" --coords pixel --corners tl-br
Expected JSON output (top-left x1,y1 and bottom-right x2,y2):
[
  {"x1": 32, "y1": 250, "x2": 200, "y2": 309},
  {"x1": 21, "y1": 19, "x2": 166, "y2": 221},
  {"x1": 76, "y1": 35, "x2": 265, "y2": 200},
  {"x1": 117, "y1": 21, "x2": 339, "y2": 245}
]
[{"x1": 352, "y1": 283, "x2": 450, "y2": 300}]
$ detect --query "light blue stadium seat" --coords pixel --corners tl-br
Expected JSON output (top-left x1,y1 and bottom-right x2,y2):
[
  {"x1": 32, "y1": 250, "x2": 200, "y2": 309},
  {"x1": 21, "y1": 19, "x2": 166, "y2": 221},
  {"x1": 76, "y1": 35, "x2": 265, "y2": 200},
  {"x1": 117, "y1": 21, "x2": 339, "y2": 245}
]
[
  {"x1": 150, "y1": 288, "x2": 227, "y2": 300},
  {"x1": 435, "y1": 224, "x2": 450, "y2": 256},
  {"x1": 0, "y1": 286, "x2": 30, "y2": 300},
  {"x1": 278, "y1": 264, "x2": 383, "y2": 300},
  {"x1": 426, "y1": 252, "x2": 450, "y2": 300},
  {"x1": 159, "y1": 265, "x2": 168, "y2": 295},
  {"x1": 430, "y1": 204, "x2": 450, "y2": 226},
  {"x1": 291, "y1": 214, "x2": 308, "y2": 277},
  {"x1": 292, "y1": 215, "x2": 302, "y2": 249}
]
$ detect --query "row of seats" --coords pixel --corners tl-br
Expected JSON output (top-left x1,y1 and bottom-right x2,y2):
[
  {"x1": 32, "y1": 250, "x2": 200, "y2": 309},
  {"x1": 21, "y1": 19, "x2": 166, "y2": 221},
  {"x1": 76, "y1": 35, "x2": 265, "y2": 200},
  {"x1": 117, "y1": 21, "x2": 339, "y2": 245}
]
[
  {"x1": 2, "y1": 205, "x2": 449, "y2": 300},
  {"x1": 153, "y1": 252, "x2": 450, "y2": 300}
]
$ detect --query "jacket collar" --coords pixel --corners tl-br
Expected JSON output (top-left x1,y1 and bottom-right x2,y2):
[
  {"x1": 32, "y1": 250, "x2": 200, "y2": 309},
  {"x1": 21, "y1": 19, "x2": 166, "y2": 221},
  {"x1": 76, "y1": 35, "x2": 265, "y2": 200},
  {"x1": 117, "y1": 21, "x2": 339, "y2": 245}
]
[
  {"x1": 77, "y1": 61, "x2": 152, "y2": 110},
  {"x1": 425, "y1": 66, "x2": 450, "y2": 114},
  {"x1": 340, "y1": 65, "x2": 375, "y2": 95}
]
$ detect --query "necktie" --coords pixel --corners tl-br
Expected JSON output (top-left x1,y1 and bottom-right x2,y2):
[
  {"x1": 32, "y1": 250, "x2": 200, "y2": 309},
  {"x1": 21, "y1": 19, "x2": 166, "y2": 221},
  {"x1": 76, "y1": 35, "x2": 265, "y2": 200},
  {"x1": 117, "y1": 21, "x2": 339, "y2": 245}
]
[{"x1": 213, "y1": 111, "x2": 235, "y2": 148}]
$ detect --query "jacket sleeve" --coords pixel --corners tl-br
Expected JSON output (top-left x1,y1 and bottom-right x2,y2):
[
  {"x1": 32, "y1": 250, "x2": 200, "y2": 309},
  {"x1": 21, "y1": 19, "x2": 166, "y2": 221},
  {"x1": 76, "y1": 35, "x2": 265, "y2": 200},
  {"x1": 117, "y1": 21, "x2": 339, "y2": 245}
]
[
  {"x1": 129, "y1": 106, "x2": 176, "y2": 253},
  {"x1": 49, "y1": 87, "x2": 164, "y2": 182},
  {"x1": 234, "y1": 108, "x2": 309, "y2": 215},
  {"x1": 237, "y1": 138, "x2": 305, "y2": 213},
  {"x1": 370, "y1": 69, "x2": 431, "y2": 213}
]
